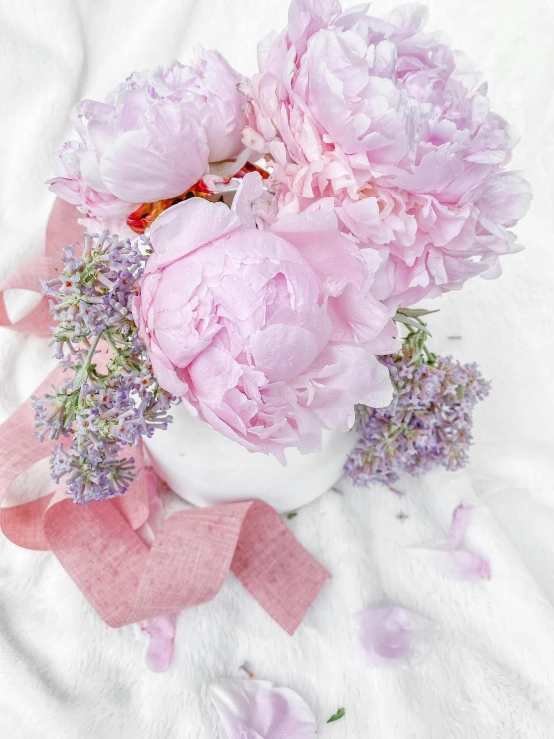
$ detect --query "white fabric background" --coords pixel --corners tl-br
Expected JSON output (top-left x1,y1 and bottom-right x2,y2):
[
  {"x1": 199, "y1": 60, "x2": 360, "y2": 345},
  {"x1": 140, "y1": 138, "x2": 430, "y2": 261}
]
[{"x1": 1, "y1": 1, "x2": 553, "y2": 737}]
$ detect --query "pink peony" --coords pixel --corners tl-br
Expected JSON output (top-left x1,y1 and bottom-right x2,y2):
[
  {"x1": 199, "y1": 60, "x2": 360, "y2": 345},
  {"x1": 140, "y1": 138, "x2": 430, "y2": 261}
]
[
  {"x1": 49, "y1": 49, "x2": 247, "y2": 224},
  {"x1": 243, "y1": 0, "x2": 532, "y2": 309},
  {"x1": 133, "y1": 173, "x2": 395, "y2": 458}
]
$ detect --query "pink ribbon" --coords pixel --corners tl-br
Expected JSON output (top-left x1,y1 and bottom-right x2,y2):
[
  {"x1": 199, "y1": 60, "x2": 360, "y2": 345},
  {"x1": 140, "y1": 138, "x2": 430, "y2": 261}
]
[
  {"x1": 0, "y1": 198, "x2": 81, "y2": 335},
  {"x1": 0, "y1": 199, "x2": 330, "y2": 636}
]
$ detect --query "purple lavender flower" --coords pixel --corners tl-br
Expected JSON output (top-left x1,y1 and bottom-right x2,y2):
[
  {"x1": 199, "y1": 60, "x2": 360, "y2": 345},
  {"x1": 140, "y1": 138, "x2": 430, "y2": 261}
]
[
  {"x1": 33, "y1": 230, "x2": 178, "y2": 504},
  {"x1": 344, "y1": 325, "x2": 490, "y2": 487}
]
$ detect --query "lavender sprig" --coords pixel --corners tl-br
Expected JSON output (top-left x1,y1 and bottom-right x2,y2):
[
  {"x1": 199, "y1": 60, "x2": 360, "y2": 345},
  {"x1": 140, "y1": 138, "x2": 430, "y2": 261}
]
[
  {"x1": 344, "y1": 324, "x2": 490, "y2": 487},
  {"x1": 32, "y1": 231, "x2": 178, "y2": 504}
]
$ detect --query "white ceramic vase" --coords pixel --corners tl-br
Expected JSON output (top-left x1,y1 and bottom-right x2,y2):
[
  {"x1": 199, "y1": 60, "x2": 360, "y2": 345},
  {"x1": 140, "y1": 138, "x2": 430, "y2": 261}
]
[{"x1": 143, "y1": 404, "x2": 356, "y2": 512}]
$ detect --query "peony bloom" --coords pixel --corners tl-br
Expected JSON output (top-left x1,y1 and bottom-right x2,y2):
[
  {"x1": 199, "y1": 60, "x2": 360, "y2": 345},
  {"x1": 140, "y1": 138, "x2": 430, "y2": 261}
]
[
  {"x1": 243, "y1": 0, "x2": 532, "y2": 309},
  {"x1": 133, "y1": 173, "x2": 395, "y2": 458},
  {"x1": 49, "y1": 49, "x2": 247, "y2": 227}
]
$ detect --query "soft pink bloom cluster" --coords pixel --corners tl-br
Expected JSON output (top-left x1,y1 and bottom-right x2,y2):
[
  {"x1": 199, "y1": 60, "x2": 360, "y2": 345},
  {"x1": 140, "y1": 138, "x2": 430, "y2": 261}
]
[
  {"x1": 47, "y1": 0, "x2": 532, "y2": 456},
  {"x1": 242, "y1": 0, "x2": 532, "y2": 308},
  {"x1": 133, "y1": 173, "x2": 396, "y2": 458},
  {"x1": 49, "y1": 48, "x2": 247, "y2": 227}
]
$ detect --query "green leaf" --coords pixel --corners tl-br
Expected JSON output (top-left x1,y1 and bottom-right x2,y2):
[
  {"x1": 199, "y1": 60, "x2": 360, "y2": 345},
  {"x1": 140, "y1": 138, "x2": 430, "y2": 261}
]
[
  {"x1": 286, "y1": 512, "x2": 298, "y2": 520},
  {"x1": 396, "y1": 307, "x2": 440, "y2": 318},
  {"x1": 327, "y1": 708, "x2": 345, "y2": 723},
  {"x1": 394, "y1": 314, "x2": 433, "y2": 336}
]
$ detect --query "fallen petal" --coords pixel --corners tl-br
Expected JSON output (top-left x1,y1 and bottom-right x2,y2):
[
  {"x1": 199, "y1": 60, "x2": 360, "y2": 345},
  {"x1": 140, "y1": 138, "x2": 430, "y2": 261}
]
[
  {"x1": 139, "y1": 613, "x2": 178, "y2": 672},
  {"x1": 412, "y1": 501, "x2": 491, "y2": 580},
  {"x1": 356, "y1": 606, "x2": 437, "y2": 667},
  {"x1": 447, "y1": 501, "x2": 474, "y2": 549},
  {"x1": 208, "y1": 679, "x2": 317, "y2": 738},
  {"x1": 413, "y1": 548, "x2": 491, "y2": 581}
]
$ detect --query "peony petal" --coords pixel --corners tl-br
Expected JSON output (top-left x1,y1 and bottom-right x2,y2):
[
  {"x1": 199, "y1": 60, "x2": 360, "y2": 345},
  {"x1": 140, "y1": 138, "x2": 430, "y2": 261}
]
[
  {"x1": 208, "y1": 679, "x2": 317, "y2": 738},
  {"x1": 412, "y1": 501, "x2": 491, "y2": 581},
  {"x1": 447, "y1": 501, "x2": 474, "y2": 549},
  {"x1": 356, "y1": 606, "x2": 437, "y2": 667},
  {"x1": 189, "y1": 346, "x2": 243, "y2": 402},
  {"x1": 100, "y1": 108, "x2": 209, "y2": 202},
  {"x1": 139, "y1": 613, "x2": 178, "y2": 673},
  {"x1": 232, "y1": 171, "x2": 266, "y2": 228},
  {"x1": 251, "y1": 323, "x2": 320, "y2": 382},
  {"x1": 308, "y1": 345, "x2": 394, "y2": 427},
  {"x1": 412, "y1": 548, "x2": 491, "y2": 581},
  {"x1": 149, "y1": 197, "x2": 241, "y2": 269}
]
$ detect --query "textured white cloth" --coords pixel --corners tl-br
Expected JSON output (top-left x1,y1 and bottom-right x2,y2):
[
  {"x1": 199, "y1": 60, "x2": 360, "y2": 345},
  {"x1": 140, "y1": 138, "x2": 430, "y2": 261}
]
[{"x1": 1, "y1": 1, "x2": 554, "y2": 737}]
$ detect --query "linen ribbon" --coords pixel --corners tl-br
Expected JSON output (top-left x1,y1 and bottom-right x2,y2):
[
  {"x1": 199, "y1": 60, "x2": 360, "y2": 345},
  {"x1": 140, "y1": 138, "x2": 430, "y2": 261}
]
[{"x1": 0, "y1": 200, "x2": 330, "y2": 634}]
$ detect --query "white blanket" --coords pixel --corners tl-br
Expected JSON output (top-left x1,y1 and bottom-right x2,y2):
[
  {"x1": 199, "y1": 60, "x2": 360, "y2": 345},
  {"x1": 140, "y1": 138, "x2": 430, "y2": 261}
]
[{"x1": 1, "y1": 1, "x2": 554, "y2": 737}]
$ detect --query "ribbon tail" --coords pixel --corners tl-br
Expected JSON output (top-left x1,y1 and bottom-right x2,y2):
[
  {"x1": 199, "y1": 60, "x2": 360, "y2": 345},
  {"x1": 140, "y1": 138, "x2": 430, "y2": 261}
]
[{"x1": 231, "y1": 502, "x2": 330, "y2": 634}]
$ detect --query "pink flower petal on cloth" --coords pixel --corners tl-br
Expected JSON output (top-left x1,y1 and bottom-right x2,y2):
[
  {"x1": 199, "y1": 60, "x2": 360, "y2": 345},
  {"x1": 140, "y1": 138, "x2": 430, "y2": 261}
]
[
  {"x1": 208, "y1": 679, "x2": 317, "y2": 738},
  {"x1": 413, "y1": 548, "x2": 491, "y2": 581},
  {"x1": 447, "y1": 500, "x2": 475, "y2": 549},
  {"x1": 356, "y1": 606, "x2": 437, "y2": 667},
  {"x1": 139, "y1": 613, "x2": 178, "y2": 673},
  {"x1": 413, "y1": 502, "x2": 491, "y2": 580}
]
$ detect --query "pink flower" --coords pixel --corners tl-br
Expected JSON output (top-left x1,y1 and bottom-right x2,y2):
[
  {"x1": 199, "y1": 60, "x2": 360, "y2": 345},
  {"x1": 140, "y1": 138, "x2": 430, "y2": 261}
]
[
  {"x1": 412, "y1": 501, "x2": 491, "y2": 580},
  {"x1": 208, "y1": 679, "x2": 317, "y2": 738},
  {"x1": 244, "y1": 0, "x2": 532, "y2": 308},
  {"x1": 133, "y1": 173, "x2": 395, "y2": 458},
  {"x1": 356, "y1": 606, "x2": 438, "y2": 667},
  {"x1": 49, "y1": 49, "x2": 247, "y2": 220},
  {"x1": 49, "y1": 141, "x2": 133, "y2": 221}
]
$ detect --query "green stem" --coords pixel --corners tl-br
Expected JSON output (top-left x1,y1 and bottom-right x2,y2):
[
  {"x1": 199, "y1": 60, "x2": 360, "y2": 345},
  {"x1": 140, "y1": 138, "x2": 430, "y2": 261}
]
[
  {"x1": 72, "y1": 332, "x2": 102, "y2": 391},
  {"x1": 104, "y1": 332, "x2": 121, "y2": 356},
  {"x1": 423, "y1": 344, "x2": 436, "y2": 364}
]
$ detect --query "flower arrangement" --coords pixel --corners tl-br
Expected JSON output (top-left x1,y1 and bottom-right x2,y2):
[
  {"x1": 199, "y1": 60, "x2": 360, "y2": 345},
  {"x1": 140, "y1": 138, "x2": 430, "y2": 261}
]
[
  {"x1": 35, "y1": 0, "x2": 531, "y2": 505},
  {"x1": 0, "y1": 0, "x2": 531, "y2": 699}
]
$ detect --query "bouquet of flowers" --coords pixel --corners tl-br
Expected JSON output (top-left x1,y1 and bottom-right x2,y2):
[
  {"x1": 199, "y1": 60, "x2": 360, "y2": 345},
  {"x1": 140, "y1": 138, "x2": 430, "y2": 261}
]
[
  {"x1": 37, "y1": 0, "x2": 530, "y2": 505},
  {"x1": 0, "y1": 0, "x2": 531, "y2": 688}
]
